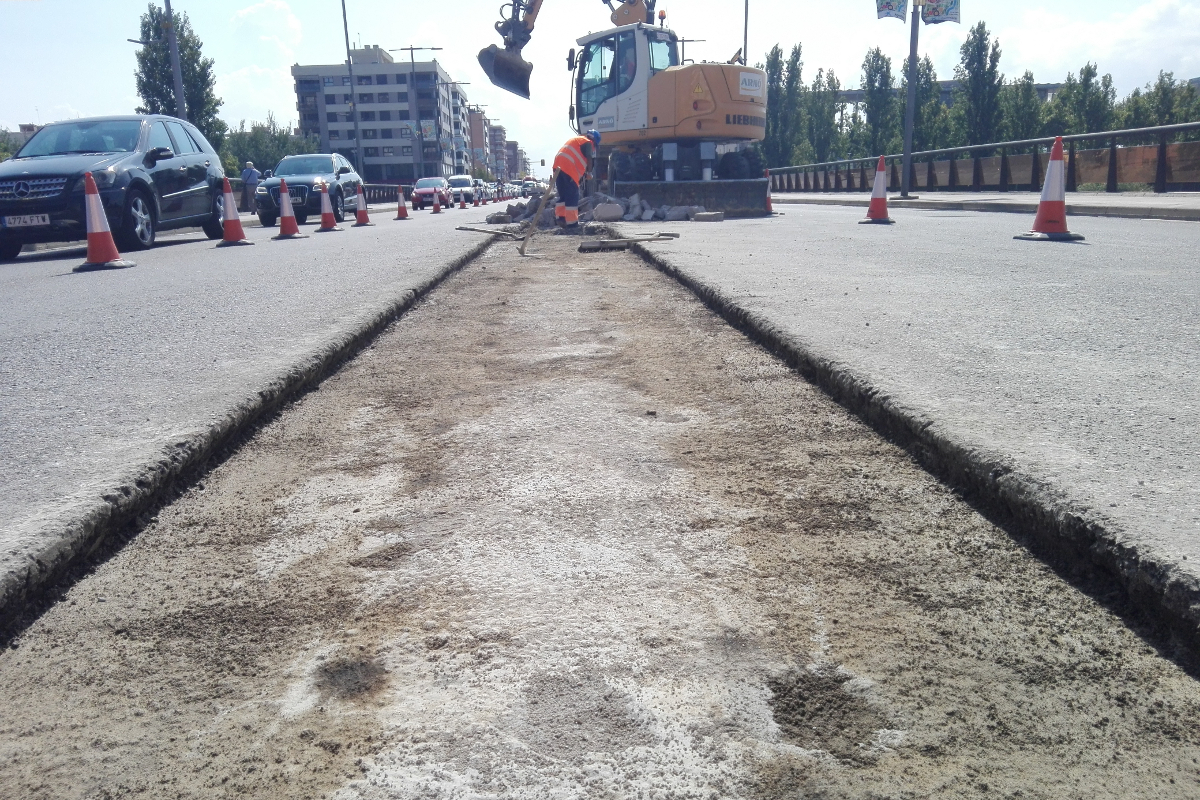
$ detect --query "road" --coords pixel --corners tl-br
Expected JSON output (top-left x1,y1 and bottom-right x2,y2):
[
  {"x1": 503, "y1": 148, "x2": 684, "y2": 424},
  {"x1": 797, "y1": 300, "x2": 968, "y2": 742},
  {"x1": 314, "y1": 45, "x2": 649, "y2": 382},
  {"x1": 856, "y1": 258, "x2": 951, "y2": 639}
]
[
  {"x1": 1, "y1": 235, "x2": 1197, "y2": 799},
  {"x1": 0, "y1": 203, "x2": 496, "y2": 606},
  {"x1": 617, "y1": 205, "x2": 1200, "y2": 601}
]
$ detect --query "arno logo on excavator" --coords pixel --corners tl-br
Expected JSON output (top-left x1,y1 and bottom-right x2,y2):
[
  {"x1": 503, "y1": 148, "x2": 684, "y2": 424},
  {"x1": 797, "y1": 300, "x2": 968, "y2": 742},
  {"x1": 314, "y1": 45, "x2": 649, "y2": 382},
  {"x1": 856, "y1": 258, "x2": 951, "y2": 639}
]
[{"x1": 739, "y1": 73, "x2": 764, "y2": 97}]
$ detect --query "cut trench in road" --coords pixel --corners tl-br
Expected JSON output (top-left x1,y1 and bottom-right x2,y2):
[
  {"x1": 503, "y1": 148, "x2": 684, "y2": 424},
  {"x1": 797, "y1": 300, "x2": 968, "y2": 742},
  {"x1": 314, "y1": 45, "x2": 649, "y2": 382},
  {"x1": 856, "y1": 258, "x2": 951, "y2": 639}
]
[{"x1": 1, "y1": 235, "x2": 1199, "y2": 798}]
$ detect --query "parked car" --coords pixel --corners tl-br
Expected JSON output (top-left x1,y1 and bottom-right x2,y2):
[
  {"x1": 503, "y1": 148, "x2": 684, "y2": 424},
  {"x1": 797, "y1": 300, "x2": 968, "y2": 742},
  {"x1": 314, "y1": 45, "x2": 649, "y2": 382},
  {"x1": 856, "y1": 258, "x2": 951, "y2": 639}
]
[
  {"x1": 254, "y1": 153, "x2": 361, "y2": 226},
  {"x1": 412, "y1": 177, "x2": 451, "y2": 210},
  {"x1": 0, "y1": 114, "x2": 225, "y2": 260},
  {"x1": 447, "y1": 175, "x2": 475, "y2": 205}
]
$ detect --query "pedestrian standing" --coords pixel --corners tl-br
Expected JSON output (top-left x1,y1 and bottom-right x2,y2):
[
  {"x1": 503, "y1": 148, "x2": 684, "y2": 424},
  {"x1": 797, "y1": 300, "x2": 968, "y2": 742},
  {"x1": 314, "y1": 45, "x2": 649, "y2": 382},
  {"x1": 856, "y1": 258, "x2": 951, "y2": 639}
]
[
  {"x1": 553, "y1": 130, "x2": 601, "y2": 230},
  {"x1": 240, "y1": 161, "x2": 261, "y2": 213}
]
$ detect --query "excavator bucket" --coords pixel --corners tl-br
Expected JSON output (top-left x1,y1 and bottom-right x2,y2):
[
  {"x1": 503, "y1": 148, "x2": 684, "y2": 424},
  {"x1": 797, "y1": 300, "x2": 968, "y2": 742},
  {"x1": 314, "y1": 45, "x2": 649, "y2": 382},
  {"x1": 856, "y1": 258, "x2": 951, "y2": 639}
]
[{"x1": 478, "y1": 44, "x2": 533, "y2": 99}]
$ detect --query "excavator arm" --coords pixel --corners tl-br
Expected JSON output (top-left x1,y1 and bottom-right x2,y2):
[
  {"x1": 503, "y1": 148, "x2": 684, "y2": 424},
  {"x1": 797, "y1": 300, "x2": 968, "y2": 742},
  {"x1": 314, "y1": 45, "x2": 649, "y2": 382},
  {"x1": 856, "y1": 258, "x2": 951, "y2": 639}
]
[{"x1": 479, "y1": 0, "x2": 657, "y2": 99}]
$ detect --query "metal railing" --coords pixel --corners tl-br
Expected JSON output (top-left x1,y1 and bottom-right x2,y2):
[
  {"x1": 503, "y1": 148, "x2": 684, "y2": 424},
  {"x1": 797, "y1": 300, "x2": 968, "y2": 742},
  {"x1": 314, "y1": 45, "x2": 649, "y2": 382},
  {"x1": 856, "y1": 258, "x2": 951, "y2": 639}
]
[
  {"x1": 226, "y1": 180, "x2": 414, "y2": 212},
  {"x1": 768, "y1": 122, "x2": 1200, "y2": 195}
]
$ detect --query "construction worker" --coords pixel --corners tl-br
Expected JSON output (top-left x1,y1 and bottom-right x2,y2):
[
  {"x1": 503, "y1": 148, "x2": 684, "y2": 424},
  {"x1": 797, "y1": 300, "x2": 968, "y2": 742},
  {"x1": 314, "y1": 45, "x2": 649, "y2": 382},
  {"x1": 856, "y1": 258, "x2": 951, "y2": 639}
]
[{"x1": 553, "y1": 130, "x2": 601, "y2": 229}]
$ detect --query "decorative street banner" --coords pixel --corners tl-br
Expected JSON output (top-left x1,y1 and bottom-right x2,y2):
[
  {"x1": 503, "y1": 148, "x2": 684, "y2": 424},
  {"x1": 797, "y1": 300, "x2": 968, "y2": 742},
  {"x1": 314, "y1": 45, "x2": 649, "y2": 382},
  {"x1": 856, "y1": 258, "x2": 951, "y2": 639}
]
[
  {"x1": 876, "y1": 0, "x2": 907, "y2": 21},
  {"x1": 922, "y1": 0, "x2": 960, "y2": 24},
  {"x1": 420, "y1": 120, "x2": 437, "y2": 140}
]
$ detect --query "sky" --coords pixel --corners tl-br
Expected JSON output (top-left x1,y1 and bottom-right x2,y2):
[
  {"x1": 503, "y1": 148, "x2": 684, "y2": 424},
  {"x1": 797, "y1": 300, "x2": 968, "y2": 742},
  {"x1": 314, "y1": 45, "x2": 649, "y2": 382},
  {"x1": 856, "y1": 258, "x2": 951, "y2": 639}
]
[{"x1": 2, "y1": 0, "x2": 1198, "y2": 178}]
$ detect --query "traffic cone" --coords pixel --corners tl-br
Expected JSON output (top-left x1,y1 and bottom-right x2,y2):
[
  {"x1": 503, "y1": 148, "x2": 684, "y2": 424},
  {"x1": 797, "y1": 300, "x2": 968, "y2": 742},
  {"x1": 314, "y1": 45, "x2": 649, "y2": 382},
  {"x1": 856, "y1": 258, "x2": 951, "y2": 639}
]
[
  {"x1": 315, "y1": 183, "x2": 341, "y2": 232},
  {"x1": 473, "y1": 194, "x2": 480, "y2": 207},
  {"x1": 353, "y1": 184, "x2": 373, "y2": 226},
  {"x1": 432, "y1": 194, "x2": 442, "y2": 214},
  {"x1": 216, "y1": 177, "x2": 253, "y2": 246},
  {"x1": 76, "y1": 171, "x2": 135, "y2": 271},
  {"x1": 395, "y1": 186, "x2": 410, "y2": 220},
  {"x1": 1015, "y1": 137, "x2": 1084, "y2": 242},
  {"x1": 459, "y1": 197, "x2": 467, "y2": 210},
  {"x1": 482, "y1": 194, "x2": 489, "y2": 205},
  {"x1": 860, "y1": 156, "x2": 895, "y2": 225},
  {"x1": 272, "y1": 179, "x2": 308, "y2": 239},
  {"x1": 764, "y1": 169, "x2": 774, "y2": 214}
]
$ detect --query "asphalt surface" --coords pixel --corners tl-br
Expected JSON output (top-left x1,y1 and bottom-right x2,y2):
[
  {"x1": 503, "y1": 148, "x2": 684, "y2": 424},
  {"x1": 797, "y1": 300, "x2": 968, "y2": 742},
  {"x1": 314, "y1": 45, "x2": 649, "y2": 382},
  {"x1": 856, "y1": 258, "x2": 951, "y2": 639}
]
[
  {"x1": 774, "y1": 190, "x2": 1200, "y2": 221},
  {"x1": 0, "y1": 202, "x2": 497, "y2": 595},
  {"x1": 617, "y1": 205, "x2": 1200, "y2": 585}
]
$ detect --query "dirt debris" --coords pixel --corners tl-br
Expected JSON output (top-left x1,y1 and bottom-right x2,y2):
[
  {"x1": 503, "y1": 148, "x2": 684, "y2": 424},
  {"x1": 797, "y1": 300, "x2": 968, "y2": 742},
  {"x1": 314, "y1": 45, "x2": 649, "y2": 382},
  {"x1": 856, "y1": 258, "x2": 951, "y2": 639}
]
[{"x1": 0, "y1": 236, "x2": 1198, "y2": 798}]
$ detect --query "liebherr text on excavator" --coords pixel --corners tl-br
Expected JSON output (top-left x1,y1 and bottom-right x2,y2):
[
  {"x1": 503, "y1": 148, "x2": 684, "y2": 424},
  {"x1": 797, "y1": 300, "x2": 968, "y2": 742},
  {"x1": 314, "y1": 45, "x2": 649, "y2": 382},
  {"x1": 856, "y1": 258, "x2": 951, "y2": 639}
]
[{"x1": 479, "y1": 0, "x2": 770, "y2": 210}]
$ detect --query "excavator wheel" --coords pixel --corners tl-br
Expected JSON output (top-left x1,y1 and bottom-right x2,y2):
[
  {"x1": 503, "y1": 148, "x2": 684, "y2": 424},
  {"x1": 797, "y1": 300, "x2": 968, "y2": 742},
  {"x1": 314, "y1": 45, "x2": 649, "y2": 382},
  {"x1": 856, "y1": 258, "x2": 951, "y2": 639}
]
[{"x1": 478, "y1": 44, "x2": 533, "y2": 99}]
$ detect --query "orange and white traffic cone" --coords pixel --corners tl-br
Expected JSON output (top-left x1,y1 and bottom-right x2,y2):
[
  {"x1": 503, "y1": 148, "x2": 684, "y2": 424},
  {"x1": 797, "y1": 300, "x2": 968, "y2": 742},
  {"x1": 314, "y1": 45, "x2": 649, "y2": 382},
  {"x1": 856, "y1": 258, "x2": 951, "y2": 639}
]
[
  {"x1": 216, "y1": 177, "x2": 253, "y2": 246},
  {"x1": 482, "y1": 194, "x2": 489, "y2": 206},
  {"x1": 432, "y1": 194, "x2": 442, "y2": 214},
  {"x1": 272, "y1": 178, "x2": 308, "y2": 239},
  {"x1": 77, "y1": 171, "x2": 135, "y2": 270},
  {"x1": 353, "y1": 184, "x2": 373, "y2": 226},
  {"x1": 315, "y1": 183, "x2": 341, "y2": 232},
  {"x1": 473, "y1": 194, "x2": 480, "y2": 207},
  {"x1": 1016, "y1": 137, "x2": 1084, "y2": 242},
  {"x1": 395, "y1": 186, "x2": 410, "y2": 220},
  {"x1": 860, "y1": 156, "x2": 895, "y2": 225}
]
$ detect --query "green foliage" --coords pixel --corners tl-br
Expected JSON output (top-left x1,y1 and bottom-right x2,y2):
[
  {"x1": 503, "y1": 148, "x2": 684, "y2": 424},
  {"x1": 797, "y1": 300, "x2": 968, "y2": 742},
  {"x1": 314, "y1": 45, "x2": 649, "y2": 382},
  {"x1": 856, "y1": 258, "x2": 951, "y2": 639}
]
[
  {"x1": 901, "y1": 55, "x2": 949, "y2": 151},
  {"x1": 807, "y1": 69, "x2": 841, "y2": 163},
  {"x1": 134, "y1": 3, "x2": 226, "y2": 148},
  {"x1": 0, "y1": 129, "x2": 21, "y2": 161},
  {"x1": 1000, "y1": 71, "x2": 1043, "y2": 141},
  {"x1": 861, "y1": 48, "x2": 898, "y2": 157},
  {"x1": 763, "y1": 44, "x2": 808, "y2": 167},
  {"x1": 951, "y1": 22, "x2": 1004, "y2": 145},
  {"x1": 1117, "y1": 71, "x2": 1200, "y2": 132},
  {"x1": 220, "y1": 114, "x2": 319, "y2": 176},
  {"x1": 1043, "y1": 63, "x2": 1116, "y2": 135}
]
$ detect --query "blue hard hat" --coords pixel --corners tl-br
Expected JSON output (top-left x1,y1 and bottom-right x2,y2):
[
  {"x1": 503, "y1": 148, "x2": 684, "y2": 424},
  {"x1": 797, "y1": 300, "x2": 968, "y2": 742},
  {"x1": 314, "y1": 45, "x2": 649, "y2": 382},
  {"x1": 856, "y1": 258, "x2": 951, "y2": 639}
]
[{"x1": 586, "y1": 130, "x2": 601, "y2": 145}]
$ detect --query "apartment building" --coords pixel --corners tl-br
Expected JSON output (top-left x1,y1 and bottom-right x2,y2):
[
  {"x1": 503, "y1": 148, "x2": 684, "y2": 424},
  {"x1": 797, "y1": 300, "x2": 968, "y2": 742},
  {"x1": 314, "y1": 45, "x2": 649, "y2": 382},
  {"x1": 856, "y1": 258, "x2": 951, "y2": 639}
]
[
  {"x1": 467, "y1": 107, "x2": 492, "y2": 178},
  {"x1": 488, "y1": 125, "x2": 508, "y2": 182},
  {"x1": 292, "y1": 46, "x2": 471, "y2": 182}
]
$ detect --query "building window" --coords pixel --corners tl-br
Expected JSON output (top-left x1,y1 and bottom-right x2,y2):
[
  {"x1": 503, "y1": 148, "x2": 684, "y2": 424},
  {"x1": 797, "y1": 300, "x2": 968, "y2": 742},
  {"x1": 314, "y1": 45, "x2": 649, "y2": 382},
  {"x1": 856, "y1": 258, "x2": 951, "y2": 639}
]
[
  {"x1": 330, "y1": 130, "x2": 341, "y2": 139},
  {"x1": 358, "y1": 93, "x2": 373, "y2": 104},
  {"x1": 381, "y1": 128, "x2": 394, "y2": 139},
  {"x1": 363, "y1": 129, "x2": 377, "y2": 139},
  {"x1": 326, "y1": 112, "x2": 339, "y2": 123},
  {"x1": 398, "y1": 111, "x2": 410, "y2": 121},
  {"x1": 377, "y1": 93, "x2": 390, "y2": 103},
  {"x1": 397, "y1": 74, "x2": 408, "y2": 85},
  {"x1": 379, "y1": 110, "x2": 392, "y2": 121},
  {"x1": 417, "y1": 91, "x2": 433, "y2": 100},
  {"x1": 324, "y1": 94, "x2": 336, "y2": 105},
  {"x1": 376, "y1": 74, "x2": 388, "y2": 84},
  {"x1": 342, "y1": 76, "x2": 351, "y2": 85},
  {"x1": 296, "y1": 78, "x2": 321, "y2": 92},
  {"x1": 342, "y1": 93, "x2": 352, "y2": 104},
  {"x1": 347, "y1": 129, "x2": 356, "y2": 139},
  {"x1": 299, "y1": 94, "x2": 317, "y2": 109},
  {"x1": 383, "y1": 146, "x2": 394, "y2": 156},
  {"x1": 361, "y1": 111, "x2": 376, "y2": 121},
  {"x1": 397, "y1": 92, "x2": 408, "y2": 102},
  {"x1": 323, "y1": 76, "x2": 335, "y2": 86},
  {"x1": 364, "y1": 147, "x2": 380, "y2": 157},
  {"x1": 402, "y1": 146, "x2": 413, "y2": 155},
  {"x1": 357, "y1": 75, "x2": 373, "y2": 85}
]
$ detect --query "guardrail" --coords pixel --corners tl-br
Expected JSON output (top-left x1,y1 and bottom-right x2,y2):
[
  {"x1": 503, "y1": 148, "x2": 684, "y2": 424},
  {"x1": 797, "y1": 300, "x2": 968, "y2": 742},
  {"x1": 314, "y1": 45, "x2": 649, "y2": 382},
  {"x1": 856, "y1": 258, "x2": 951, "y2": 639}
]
[
  {"x1": 227, "y1": 180, "x2": 414, "y2": 212},
  {"x1": 768, "y1": 122, "x2": 1200, "y2": 195}
]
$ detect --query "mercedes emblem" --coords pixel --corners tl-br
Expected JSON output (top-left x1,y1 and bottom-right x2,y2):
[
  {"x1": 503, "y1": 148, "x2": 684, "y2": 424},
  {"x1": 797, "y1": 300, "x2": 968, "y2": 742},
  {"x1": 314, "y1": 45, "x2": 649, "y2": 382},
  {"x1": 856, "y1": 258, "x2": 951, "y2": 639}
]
[{"x1": 14, "y1": 181, "x2": 31, "y2": 199}]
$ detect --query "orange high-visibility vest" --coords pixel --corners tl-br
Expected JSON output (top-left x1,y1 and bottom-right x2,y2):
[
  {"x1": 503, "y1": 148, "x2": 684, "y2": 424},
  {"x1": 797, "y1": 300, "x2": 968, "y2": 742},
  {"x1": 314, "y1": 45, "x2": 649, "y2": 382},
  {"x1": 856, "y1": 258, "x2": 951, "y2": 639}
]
[{"x1": 554, "y1": 136, "x2": 591, "y2": 183}]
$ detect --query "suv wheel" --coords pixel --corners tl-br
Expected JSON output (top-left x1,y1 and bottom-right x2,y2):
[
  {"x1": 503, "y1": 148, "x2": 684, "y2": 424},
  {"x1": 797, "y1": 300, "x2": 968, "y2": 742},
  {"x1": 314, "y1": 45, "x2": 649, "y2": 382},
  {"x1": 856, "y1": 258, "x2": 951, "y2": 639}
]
[
  {"x1": 202, "y1": 191, "x2": 224, "y2": 239},
  {"x1": 117, "y1": 188, "x2": 156, "y2": 250},
  {"x1": 258, "y1": 212, "x2": 277, "y2": 227},
  {"x1": 0, "y1": 239, "x2": 22, "y2": 262},
  {"x1": 332, "y1": 189, "x2": 345, "y2": 223}
]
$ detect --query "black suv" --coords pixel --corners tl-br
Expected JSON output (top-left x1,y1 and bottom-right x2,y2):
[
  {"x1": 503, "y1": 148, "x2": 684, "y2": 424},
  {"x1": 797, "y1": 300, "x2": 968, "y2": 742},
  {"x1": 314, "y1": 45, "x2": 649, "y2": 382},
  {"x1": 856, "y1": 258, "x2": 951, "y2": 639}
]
[
  {"x1": 254, "y1": 154, "x2": 362, "y2": 227},
  {"x1": 0, "y1": 115, "x2": 225, "y2": 261}
]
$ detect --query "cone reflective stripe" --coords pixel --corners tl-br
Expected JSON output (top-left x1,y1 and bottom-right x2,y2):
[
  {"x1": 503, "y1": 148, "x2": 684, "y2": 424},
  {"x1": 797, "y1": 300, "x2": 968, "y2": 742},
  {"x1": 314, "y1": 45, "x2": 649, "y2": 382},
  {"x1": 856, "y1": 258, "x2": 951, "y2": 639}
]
[
  {"x1": 1017, "y1": 137, "x2": 1084, "y2": 241},
  {"x1": 216, "y1": 177, "x2": 253, "y2": 245},
  {"x1": 859, "y1": 156, "x2": 896, "y2": 225},
  {"x1": 273, "y1": 178, "x2": 307, "y2": 239},
  {"x1": 78, "y1": 171, "x2": 135, "y2": 270},
  {"x1": 395, "y1": 186, "x2": 410, "y2": 220},
  {"x1": 353, "y1": 184, "x2": 373, "y2": 226},
  {"x1": 316, "y1": 183, "x2": 340, "y2": 231}
]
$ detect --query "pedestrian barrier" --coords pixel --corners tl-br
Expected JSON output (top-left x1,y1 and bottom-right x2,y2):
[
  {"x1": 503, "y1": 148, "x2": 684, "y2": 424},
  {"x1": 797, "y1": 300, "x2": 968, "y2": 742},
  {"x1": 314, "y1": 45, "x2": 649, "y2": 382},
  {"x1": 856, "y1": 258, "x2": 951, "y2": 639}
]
[
  {"x1": 353, "y1": 184, "x2": 374, "y2": 227},
  {"x1": 216, "y1": 177, "x2": 254, "y2": 246},
  {"x1": 273, "y1": 178, "x2": 308, "y2": 239},
  {"x1": 315, "y1": 183, "x2": 341, "y2": 232},
  {"x1": 1015, "y1": 137, "x2": 1084, "y2": 242},
  {"x1": 860, "y1": 156, "x2": 895, "y2": 225},
  {"x1": 77, "y1": 172, "x2": 135, "y2": 270}
]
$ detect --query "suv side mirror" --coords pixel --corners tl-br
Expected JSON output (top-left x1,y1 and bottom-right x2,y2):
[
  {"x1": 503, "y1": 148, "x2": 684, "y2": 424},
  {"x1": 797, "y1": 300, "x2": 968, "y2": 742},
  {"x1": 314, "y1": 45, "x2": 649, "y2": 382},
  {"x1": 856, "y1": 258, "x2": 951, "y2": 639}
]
[
  {"x1": 567, "y1": 48, "x2": 576, "y2": 71},
  {"x1": 147, "y1": 146, "x2": 174, "y2": 163},
  {"x1": 263, "y1": 170, "x2": 273, "y2": 178},
  {"x1": 337, "y1": 165, "x2": 351, "y2": 175}
]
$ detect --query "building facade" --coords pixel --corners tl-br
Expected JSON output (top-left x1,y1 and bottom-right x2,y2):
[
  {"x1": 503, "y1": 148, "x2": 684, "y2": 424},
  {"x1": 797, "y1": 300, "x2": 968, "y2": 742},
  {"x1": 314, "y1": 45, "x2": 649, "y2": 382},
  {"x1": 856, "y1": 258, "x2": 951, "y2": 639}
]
[
  {"x1": 467, "y1": 108, "x2": 492, "y2": 178},
  {"x1": 488, "y1": 125, "x2": 508, "y2": 182},
  {"x1": 292, "y1": 46, "x2": 471, "y2": 182}
]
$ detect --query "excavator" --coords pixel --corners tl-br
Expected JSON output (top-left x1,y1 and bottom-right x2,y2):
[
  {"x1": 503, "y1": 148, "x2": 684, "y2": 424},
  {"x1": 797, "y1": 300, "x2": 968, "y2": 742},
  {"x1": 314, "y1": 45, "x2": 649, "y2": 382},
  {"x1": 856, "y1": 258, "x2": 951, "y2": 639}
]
[{"x1": 479, "y1": 0, "x2": 769, "y2": 200}]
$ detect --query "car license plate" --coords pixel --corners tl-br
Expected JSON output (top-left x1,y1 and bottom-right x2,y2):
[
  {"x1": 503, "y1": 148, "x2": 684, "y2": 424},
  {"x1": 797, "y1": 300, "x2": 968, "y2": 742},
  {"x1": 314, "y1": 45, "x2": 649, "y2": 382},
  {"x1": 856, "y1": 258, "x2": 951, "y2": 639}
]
[{"x1": 3, "y1": 214, "x2": 50, "y2": 228}]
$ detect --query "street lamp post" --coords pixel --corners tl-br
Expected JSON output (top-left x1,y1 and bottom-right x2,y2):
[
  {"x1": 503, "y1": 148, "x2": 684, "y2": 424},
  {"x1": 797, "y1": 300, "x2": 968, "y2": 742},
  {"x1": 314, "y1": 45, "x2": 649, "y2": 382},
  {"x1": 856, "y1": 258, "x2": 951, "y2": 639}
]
[
  {"x1": 390, "y1": 46, "x2": 443, "y2": 180},
  {"x1": 742, "y1": 0, "x2": 749, "y2": 66},
  {"x1": 900, "y1": 0, "x2": 926, "y2": 199},
  {"x1": 128, "y1": 0, "x2": 186, "y2": 120},
  {"x1": 340, "y1": 0, "x2": 364, "y2": 176}
]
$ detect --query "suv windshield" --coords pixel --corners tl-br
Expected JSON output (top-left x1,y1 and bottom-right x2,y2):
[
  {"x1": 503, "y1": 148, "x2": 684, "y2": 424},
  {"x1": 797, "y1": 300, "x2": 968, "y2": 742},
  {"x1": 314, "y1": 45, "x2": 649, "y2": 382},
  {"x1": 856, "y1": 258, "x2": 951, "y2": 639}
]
[
  {"x1": 274, "y1": 156, "x2": 335, "y2": 176},
  {"x1": 18, "y1": 120, "x2": 143, "y2": 157},
  {"x1": 448, "y1": 178, "x2": 472, "y2": 188},
  {"x1": 415, "y1": 178, "x2": 444, "y2": 188}
]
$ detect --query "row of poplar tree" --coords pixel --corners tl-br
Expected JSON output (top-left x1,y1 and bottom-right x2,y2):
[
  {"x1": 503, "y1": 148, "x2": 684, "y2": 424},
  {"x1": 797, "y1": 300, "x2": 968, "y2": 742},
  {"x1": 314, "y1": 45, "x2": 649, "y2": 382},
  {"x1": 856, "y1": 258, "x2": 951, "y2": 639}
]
[{"x1": 760, "y1": 22, "x2": 1200, "y2": 168}]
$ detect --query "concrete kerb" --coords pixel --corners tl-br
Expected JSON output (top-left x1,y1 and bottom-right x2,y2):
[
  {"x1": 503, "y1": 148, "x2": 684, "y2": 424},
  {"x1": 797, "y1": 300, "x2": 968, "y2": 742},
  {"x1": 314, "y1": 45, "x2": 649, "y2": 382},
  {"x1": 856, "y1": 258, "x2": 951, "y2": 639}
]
[
  {"x1": 623, "y1": 236, "x2": 1200, "y2": 666},
  {"x1": 775, "y1": 195, "x2": 1200, "y2": 222},
  {"x1": 0, "y1": 235, "x2": 497, "y2": 638}
]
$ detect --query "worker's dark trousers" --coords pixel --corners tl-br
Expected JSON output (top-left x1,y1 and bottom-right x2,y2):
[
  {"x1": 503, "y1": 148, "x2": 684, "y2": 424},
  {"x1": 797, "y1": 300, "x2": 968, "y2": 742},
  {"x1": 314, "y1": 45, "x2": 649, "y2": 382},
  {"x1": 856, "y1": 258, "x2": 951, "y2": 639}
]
[{"x1": 555, "y1": 171, "x2": 580, "y2": 225}]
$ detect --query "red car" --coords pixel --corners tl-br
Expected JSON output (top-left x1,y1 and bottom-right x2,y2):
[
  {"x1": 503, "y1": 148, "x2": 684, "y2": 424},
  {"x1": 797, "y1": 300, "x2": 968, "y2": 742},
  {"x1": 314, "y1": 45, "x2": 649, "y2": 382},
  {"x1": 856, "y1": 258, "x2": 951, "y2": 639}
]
[{"x1": 412, "y1": 177, "x2": 451, "y2": 210}]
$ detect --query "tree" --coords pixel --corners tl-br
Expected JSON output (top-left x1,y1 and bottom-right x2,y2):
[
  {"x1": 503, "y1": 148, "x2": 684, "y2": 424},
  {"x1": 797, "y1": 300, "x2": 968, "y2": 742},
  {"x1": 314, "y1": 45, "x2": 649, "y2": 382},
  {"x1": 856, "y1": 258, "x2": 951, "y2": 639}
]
[
  {"x1": 763, "y1": 44, "x2": 807, "y2": 167},
  {"x1": 0, "y1": 129, "x2": 21, "y2": 161},
  {"x1": 219, "y1": 114, "x2": 319, "y2": 176},
  {"x1": 807, "y1": 69, "x2": 842, "y2": 163},
  {"x1": 134, "y1": 3, "x2": 226, "y2": 148},
  {"x1": 1043, "y1": 63, "x2": 1116, "y2": 135},
  {"x1": 1001, "y1": 71, "x2": 1043, "y2": 141},
  {"x1": 1118, "y1": 71, "x2": 1200, "y2": 129},
  {"x1": 861, "y1": 48, "x2": 898, "y2": 157},
  {"x1": 951, "y1": 21, "x2": 1004, "y2": 145},
  {"x1": 901, "y1": 54, "x2": 949, "y2": 151}
]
